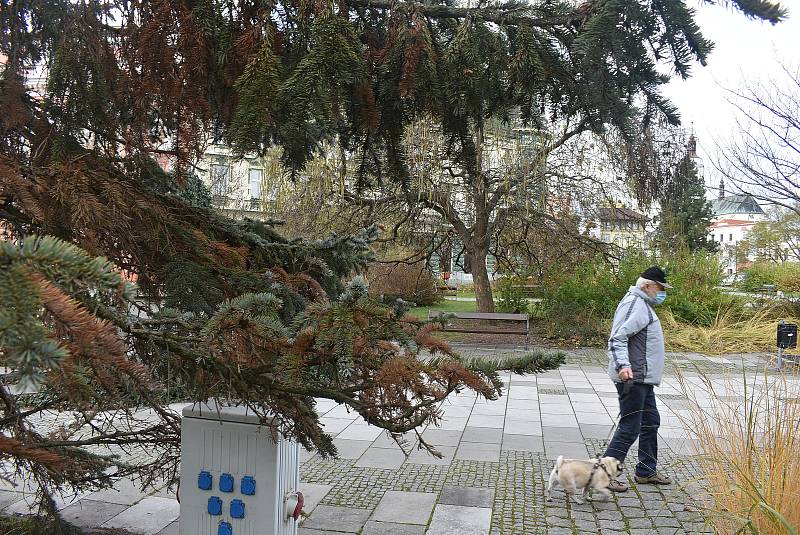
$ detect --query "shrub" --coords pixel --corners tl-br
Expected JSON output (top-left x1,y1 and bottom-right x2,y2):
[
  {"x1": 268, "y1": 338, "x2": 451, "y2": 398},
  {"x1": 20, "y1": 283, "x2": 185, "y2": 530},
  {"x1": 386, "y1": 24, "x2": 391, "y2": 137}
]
[
  {"x1": 496, "y1": 277, "x2": 529, "y2": 314},
  {"x1": 678, "y1": 370, "x2": 800, "y2": 534},
  {"x1": 541, "y1": 251, "x2": 734, "y2": 341},
  {"x1": 365, "y1": 262, "x2": 441, "y2": 306},
  {"x1": 740, "y1": 261, "x2": 800, "y2": 293}
]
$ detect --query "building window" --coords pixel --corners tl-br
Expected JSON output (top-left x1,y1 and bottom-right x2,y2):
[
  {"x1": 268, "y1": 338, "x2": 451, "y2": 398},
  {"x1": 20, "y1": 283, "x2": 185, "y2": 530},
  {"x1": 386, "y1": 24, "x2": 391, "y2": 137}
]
[
  {"x1": 210, "y1": 164, "x2": 230, "y2": 196},
  {"x1": 729, "y1": 233, "x2": 733, "y2": 242},
  {"x1": 249, "y1": 168, "x2": 263, "y2": 199},
  {"x1": 719, "y1": 234, "x2": 723, "y2": 242}
]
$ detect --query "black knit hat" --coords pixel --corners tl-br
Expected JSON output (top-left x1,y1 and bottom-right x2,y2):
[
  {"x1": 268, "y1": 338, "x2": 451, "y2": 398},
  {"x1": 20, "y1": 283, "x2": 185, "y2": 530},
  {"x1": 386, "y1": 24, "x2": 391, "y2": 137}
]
[{"x1": 640, "y1": 266, "x2": 672, "y2": 289}]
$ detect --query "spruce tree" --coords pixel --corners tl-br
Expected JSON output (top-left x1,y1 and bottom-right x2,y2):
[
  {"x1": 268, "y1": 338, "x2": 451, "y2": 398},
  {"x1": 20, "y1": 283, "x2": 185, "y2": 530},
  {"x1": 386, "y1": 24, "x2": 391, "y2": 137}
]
[
  {"x1": 0, "y1": 0, "x2": 785, "y2": 523},
  {"x1": 658, "y1": 156, "x2": 719, "y2": 253}
]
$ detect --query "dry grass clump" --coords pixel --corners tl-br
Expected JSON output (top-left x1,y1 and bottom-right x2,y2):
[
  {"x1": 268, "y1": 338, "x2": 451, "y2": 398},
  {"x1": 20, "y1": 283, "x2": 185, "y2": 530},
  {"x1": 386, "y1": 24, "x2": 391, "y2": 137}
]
[
  {"x1": 678, "y1": 370, "x2": 800, "y2": 534},
  {"x1": 662, "y1": 307, "x2": 800, "y2": 356}
]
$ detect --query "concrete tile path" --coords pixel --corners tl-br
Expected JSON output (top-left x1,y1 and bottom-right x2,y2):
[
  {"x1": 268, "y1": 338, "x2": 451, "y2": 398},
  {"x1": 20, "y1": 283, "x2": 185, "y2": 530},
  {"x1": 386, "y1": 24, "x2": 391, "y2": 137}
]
[{"x1": 0, "y1": 348, "x2": 773, "y2": 534}]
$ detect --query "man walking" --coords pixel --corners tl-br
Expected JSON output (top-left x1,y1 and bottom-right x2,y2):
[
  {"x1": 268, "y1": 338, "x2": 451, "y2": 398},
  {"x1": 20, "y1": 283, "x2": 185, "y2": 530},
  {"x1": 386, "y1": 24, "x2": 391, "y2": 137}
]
[{"x1": 604, "y1": 266, "x2": 673, "y2": 492}]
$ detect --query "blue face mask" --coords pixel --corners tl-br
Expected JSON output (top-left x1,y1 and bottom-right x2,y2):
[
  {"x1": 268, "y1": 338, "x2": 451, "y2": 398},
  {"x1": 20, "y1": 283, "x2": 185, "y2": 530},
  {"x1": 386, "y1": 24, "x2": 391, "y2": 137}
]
[{"x1": 654, "y1": 291, "x2": 667, "y2": 304}]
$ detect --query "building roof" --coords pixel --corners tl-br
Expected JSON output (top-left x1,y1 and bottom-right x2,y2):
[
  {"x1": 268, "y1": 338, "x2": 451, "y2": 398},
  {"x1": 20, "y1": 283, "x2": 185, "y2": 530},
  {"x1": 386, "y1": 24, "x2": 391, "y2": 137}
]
[
  {"x1": 709, "y1": 218, "x2": 756, "y2": 229},
  {"x1": 597, "y1": 207, "x2": 647, "y2": 221},
  {"x1": 710, "y1": 194, "x2": 765, "y2": 217}
]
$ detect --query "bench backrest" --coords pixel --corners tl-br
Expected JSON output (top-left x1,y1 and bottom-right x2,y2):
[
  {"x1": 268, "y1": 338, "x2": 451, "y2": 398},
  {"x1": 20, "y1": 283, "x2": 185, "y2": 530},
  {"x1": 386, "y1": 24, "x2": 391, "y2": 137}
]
[{"x1": 428, "y1": 311, "x2": 529, "y2": 321}]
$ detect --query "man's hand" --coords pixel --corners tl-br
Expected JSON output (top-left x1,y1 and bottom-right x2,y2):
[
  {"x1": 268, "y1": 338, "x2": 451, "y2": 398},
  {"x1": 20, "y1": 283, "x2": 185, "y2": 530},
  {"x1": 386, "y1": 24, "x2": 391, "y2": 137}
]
[{"x1": 618, "y1": 367, "x2": 633, "y2": 381}]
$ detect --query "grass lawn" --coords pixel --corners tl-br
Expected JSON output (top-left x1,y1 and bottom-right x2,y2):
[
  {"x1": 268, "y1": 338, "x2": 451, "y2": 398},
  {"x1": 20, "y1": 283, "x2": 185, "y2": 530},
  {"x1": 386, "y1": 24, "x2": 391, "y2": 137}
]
[{"x1": 409, "y1": 299, "x2": 477, "y2": 320}]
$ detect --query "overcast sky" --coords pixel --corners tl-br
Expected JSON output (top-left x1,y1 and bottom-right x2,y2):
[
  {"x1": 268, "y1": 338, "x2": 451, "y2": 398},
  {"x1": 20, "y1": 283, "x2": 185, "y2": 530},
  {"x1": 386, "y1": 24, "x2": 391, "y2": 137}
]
[{"x1": 662, "y1": 2, "x2": 800, "y2": 194}]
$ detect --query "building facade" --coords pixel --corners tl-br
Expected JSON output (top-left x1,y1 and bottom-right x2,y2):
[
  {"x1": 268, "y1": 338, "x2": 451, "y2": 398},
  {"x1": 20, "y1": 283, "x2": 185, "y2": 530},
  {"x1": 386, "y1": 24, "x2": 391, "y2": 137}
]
[
  {"x1": 592, "y1": 205, "x2": 648, "y2": 250},
  {"x1": 199, "y1": 144, "x2": 278, "y2": 221},
  {"x1": 708, "y1": 183, "x2": 766, "y2": 277}
]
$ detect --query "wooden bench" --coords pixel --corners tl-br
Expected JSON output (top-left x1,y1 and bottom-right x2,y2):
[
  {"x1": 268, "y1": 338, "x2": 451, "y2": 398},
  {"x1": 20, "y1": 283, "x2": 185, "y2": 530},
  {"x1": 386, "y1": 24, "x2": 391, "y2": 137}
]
[{"x1": 427, "y1": 311, "x2": 530, "y2": 345}]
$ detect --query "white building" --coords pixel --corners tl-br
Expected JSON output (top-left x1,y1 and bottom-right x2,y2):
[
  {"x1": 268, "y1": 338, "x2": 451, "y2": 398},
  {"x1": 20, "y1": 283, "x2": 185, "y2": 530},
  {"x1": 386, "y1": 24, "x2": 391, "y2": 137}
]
[
  {"x1": 707, "y1": 180, "x2": 766, "y2": 278},
  {"x1": 199, "y1": 144, "x2": 278, "y2": 221}
]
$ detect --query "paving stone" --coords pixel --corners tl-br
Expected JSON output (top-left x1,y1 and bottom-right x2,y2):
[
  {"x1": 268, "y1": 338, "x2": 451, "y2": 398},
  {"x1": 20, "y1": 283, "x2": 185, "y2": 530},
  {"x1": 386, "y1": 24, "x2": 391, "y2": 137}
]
[
  {"x1": 301, "y1": 505, "x2": 371, "y2": 532},
  {"x1": 566, "y1": 387, "x2": 597, "y2": 393},
  {"x1": 467, "y1": 414, "x2": 505, "y2": 428},
  {"x1": 101, "y1": 496, "x2": 178, "y2": 535},
  {"x1": 471, "y1": 403, "x2": 507, "y2": 416},
  {"x1": 156, "y1": 521, "x2": 179, "y2": 535},
  {"x1": 504, "y1": 408, "x2": 541, "y2": 421},
  {"x1": 579, "y1": 424, "x2": 615, "y2": 439},
  {"x1": 371, "y1": 491, "x2": 436, "y2": 524},
  {"x1": 59, "y1": 499, "x2": 129, "y2": 528},
  {"x1": 370, "y1": 431, "x2": 413, "y2": 449},
  {"x1": 299, "y1": 529, "x2": 352, "y2": 535},
  {"x1": 0, "y1": 474, "x2": 37, "y2": 494},
  {"x1": 332, "y1": 438, "x2": 373, "y2": 459},
  {"x1": 298, "y1": 482, "x2": 333, "y2": 514},
  {"x1": 318, "y1": 417, "x2": 354, "y2": 434},
  {"x1": 575, "y1": 411, "x2": 614, "y2": 425},
  {"x1": 406, "y1": 445, "x2": 457, "y2": 466},
  {"x1": 653, "y1": 517, "x2": 682, "y2": 527},
  {"x1": 598, "y1": 519, "x2": 627, "y2": 531},
  {"x1": 0, "y1": 490, "x2": 24, "y2": 511},
  {"x1": 422, "y1": 428, "x2": 463, "y2": 446},
  {"x1": 501, "y1": 434, "x2": 543, "y2": 452},
  {"x1": 574, "y1": 517, "x2": 599, "y2": 530},
  {"x1": 85, "y1": 478, "x2": 149, "y2": 505},
  {"x1": 653, "y1": 528, "x2": 683, "y2": 535},
  {"x1": 356, "y1": 446, "x2": 407, "y2": 469},
  {"x1": 4, "y1": 490, "x2": 89, "y2": 515},
  {"x1": 508, "y1": 387, "x2": 539, "y2": 400},
  {"x1": 336, "y1": 423, "x2": 384, "y2": 441},
  {"x1": 541, "y1": 426, "x2": 583, "y2": 442},
  {"x1": 462, "y1": 426, "x2": 503, "y2": 444},
  {"x1": 627, "y1": 516, "x2": 655, "y2": 529},
  {"x1": 427, "y1": 504, "x2": 492, "y2": 535},
  {"x1": 544, "y1": 527, "x2": 576, "y2": 535},
  {"x1": 538, "y1": 403, "x2": 576, "y2": 415},
  {"x1": 438, "y1": 416, "x2": 469, "y2": 430},
  {"x1": 456, "y1": 441, "x2": 501, "y2": 462},
  {"x1": 541, "y1": 414, "x2": 579, "y2": 428},
  {"x1": 537, "y1": 377, "x2": 565, "y2": 385},
  {"x1": 503, "y1": 419, "x2": 542, "y2": 436},
  {"x1": 324, "y1": 404, "x2": 359, "y2": 419},
  {"x1": 439, "y1": 486, "x2": 495, "y2": 508},
  {"x1": 544, "y1": 440, "x2": 588, "y2": 460},
  {"x1": 361, "y1": 520, "x2": 425, "y2": 534},
  {"x1": 300, "y1": 448, "x2": 318, "y2": 464}
]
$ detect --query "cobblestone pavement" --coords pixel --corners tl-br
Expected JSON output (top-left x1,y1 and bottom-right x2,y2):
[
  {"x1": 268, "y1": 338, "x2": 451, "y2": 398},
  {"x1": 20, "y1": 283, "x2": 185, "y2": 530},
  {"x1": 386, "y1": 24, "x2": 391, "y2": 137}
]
[{"x1": 0, "y1": 348, "x2": 775, "y2": 534}]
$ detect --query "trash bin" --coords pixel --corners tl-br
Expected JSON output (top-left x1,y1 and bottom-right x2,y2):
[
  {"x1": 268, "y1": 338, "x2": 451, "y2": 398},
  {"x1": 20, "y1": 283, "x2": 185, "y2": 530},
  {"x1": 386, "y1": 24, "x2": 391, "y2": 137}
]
[
  {"x1": 179, "y1": 401, "x2": 303, "y2": 535},
  {"x1": 777, "y1": 322, "x2": 797, "y2": 349}
]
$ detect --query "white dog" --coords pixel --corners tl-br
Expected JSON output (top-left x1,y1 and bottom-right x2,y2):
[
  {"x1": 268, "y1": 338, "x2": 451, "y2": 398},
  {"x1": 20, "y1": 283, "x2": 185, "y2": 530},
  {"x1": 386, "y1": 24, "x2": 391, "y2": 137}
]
[{"x1": 546, "y1": 455, "x2": 623, "y2": 504}]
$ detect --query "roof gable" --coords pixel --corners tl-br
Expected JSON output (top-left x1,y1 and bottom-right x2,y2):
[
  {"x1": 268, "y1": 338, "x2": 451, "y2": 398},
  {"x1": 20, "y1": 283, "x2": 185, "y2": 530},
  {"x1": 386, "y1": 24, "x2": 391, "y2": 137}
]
[{"x1": 710, "y1": 194, "x2": 765, "y2": 216}]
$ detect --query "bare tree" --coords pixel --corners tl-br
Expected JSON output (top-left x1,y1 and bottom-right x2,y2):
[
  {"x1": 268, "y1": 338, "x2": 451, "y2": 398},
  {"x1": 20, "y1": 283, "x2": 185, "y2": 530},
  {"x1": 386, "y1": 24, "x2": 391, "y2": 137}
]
[{"x1": 716, "y1": 62, "x2": 800, "y2": 213}]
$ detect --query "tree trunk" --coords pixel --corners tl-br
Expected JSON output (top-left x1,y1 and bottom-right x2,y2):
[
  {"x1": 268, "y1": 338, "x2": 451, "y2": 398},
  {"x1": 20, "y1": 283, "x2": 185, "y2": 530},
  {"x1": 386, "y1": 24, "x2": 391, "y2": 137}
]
[{"x1": 467, "y1": 248, "x2": 495, "y2": 313}]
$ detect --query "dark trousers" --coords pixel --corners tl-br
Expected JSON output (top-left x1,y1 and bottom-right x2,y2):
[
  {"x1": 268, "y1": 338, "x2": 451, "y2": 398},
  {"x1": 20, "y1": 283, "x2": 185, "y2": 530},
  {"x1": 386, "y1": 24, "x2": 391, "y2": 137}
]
[{"x1": 603, "y1": 382, "x2": 660, "y2": 477}]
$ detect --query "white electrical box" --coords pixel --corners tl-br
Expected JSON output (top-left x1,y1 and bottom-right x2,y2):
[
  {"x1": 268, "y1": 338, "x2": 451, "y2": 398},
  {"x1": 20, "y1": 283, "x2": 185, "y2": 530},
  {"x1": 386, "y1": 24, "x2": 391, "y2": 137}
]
[{"x1": 179, "y1": 401, "x2": 301, "y2": 535}]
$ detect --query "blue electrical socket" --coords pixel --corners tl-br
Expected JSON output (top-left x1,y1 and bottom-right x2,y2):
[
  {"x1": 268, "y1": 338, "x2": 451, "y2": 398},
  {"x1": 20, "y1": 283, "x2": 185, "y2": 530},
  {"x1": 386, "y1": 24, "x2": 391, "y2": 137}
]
[
  {"x1": 230, "y1": 499, "x2": 245, "y2": 519},
  {"x1": 207, "y1": 496, "x2": 222, "y2": 516},
  {"x1": 217, "y1": 521, "x2": 232, "y2": 535},
  {"x1": 198, "y1": 471, "x2": 212, "y2": 491},
  {"x1": 219, "y1": 473, "x2": 234, "y2": 493},
  {"x1": 240, "y1": 476, "x2": 256, "y2": 495}
]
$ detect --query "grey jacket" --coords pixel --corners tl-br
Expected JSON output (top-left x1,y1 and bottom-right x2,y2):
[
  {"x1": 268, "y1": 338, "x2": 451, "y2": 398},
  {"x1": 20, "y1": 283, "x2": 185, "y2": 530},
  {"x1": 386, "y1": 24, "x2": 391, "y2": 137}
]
[{"x1": 607, "y1": 286, "x2": 665, "y2": 385}]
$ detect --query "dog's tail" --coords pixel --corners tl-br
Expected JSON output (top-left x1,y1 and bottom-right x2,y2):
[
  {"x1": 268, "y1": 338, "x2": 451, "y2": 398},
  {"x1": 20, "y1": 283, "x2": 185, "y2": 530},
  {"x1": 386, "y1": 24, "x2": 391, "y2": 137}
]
[{"x1": 554, "y1": 455, "x2": 564, "y2": 474}]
